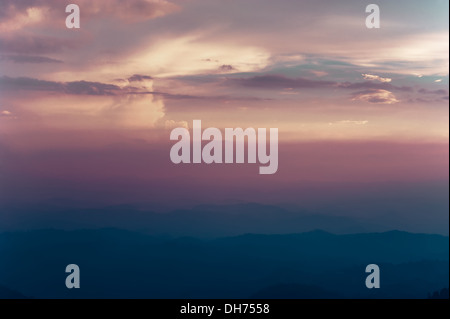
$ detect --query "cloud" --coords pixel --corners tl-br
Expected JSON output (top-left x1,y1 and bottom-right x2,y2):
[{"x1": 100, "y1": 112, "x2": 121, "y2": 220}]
[
  {"x1": 408, "y1": 97, "x2": 449, "y2": 104},
  {"x1": 418, "y1": 88, "x2": 448, "y2": 95},
  {"x1": 65, "y1": 81, "x2": 123, "y2": 95},
  {"x1": 164, "y1": 120, "x2": 189, "y2": 130},
  {"x1": 79, "y1": 0, "x2": 179, "y2": 22},
  {"x1": 0, "y1": 75, "x2": 268, "y2": 102},
  {"x1": 362, "y1": 74, "x2": 392, "y2": 83},
  {"x1": 0, "y1": 74, "x2": 166, "y2": 129},
  {"x1": 109, "y1": 93, "x2": 165, "y2": 128},
  {"x1": 230, "y1": 75, "x2": 335, "y2": 89},
  {"x1": 0, "y1": 76, "x2": 63, "y2": 92},
  {"x1": 0, "y1": 54, "x2": 63, "y2": 63},
  {"x1": 0, "y1": 35, "x2": 79, "y2": 54},
  {"x1": 218, "y1": 65, "x2": 236, "y2": 72},
  {"x1": 128, "y1": 74, "x2": 153, "y2": 82},
  {"x1": 121, "y1": 35, "x2": 270, "y2": 77},
  {"x1": 0, "y1": 76, "x2": 122, "y2": 95},
  {"x1": 0, "y1": 109, "x2": 16, "y2": 119},
  {"x1": 351, "y1": 89, "x2": 399, "y2": 104},
  {"x1": 229, "y1": 75, "x2": 414, "y2": 95},
  {"x1": 0, "y1": 5, "x2": 46, "y2": 32},
  {"x1": 3, "y1": 90, "x2": 165, "y2": 130},
  {"x1": 0, "y1": 0, "x2": 179, "y2": 32},
  {"x1": 339, "y1": 81, "x2": 413, "y2": 92},
  {"x1": 310, "y1": 70, "x2": 328, "y2": 77},
  {"x1": 275, "y1": 54, "x2": 304, "y2": 63}
]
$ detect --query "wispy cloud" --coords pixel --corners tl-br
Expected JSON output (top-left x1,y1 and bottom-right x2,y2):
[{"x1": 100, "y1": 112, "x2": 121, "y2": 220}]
[
  {"x1": 0, "y1": 34, "x2": 79, "y2": 54},
  {"x1": 362, "y1": 74, "x2": 392, "y2": 83},
  {"x1": 0, "y1": 54, "x2": 62, "y2": 63},
  {"x1": 418, "y1": 88, "x2": 448, "y2": 95},
  {"x1": 0, "y1": 76, "x2": 122, "y2": 95},
  {"x1": 1, "y1": 110, "x2": 12, "y2": 116},
  {"x1": 0, "y1": 0, "x2": 179, "y2": 31},
  {"x1": 0, "y1": 109, "x2": 16, "y2": 119},
  {"x1": 128, "y1": 74, "x2": 153, "y2": 82},
  {"x1": 230, "y1": 75, "x2": 335, "y2": 89}
]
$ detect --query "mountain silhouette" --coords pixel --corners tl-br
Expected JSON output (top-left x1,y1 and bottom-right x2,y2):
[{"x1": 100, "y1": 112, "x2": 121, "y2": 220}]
[
  {"x1": 428, "y1": 288, "x2": 449, "y2": 299},
  {"x1": 250, "y1": 283, "x2": 340, "y2": 299},
  {"x1": 0, "y1": 228, "x2": 447, "y2": 298},
  {"x1": 0, "y1": 203, "x2": 390, "y2": 237},
  {"x1": 0, "y1": 285, "x2": 27, "y2": 299}
]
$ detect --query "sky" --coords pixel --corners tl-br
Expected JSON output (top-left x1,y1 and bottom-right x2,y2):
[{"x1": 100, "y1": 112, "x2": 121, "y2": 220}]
[{"x1": 0, "y1": 0, "x2": 448, "y2": 232}]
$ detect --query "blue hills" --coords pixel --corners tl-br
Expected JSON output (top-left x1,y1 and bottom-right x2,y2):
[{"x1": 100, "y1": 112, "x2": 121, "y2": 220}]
[
  {"x1": 0, "y1": 203, "x2": 401, "y2": 236},
  {"x1": 0, "y1": 228, "x2": 447, "y2": 299}
]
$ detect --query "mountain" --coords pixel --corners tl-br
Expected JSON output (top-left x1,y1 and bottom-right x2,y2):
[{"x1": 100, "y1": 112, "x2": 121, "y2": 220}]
[
  {"x1": 250, "y1": 283, "x2": 340, "y2": 299},
  {"x1": 428, "y1": 288, "x2": 449, "y2": 299},
  {"x1": 0, "y1": 285, "x2": 27, "y2": 299},
  {"x1": 0, "y1": 203, "x2": 389, "y2": 237},
  {"x1": 0, "y1": 228, "x2": 447, "y2": 299}
]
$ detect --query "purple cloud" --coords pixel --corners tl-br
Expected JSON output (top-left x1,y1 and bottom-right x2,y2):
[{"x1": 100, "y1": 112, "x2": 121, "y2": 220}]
[
  {"x1": 0, "y1": 35, "x2": 78, "y2": 54},
  {"x1": 0, "y1": 76, "x2": 121, "y2": 96},
  {"x1": 128, "y1": 74, "x2": 153, "y2": 82},
  {"x1": 418, "y1": 88, "x2": 448, "y2": 95},
  {"x1": 230, "y1": 75, "x2": 336, "y2": 89},
  {"x1": 0, "y1": 55, "x2": 63, "y2": 63}
]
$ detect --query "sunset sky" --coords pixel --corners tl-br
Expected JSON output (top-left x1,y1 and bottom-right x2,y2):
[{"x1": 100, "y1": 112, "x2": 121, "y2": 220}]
[{"x1": 0, "y1": 0, "x2": 448, "y2": 232}]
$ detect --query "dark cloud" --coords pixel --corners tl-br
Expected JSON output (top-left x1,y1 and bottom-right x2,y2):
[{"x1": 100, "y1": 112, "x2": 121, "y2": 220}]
[
  {"x1": 0, "y1": 76, "x2": 244, "y2": 99},
  {"x1": 65, "y1": 81, "x2": 121, "y2": 95},
  {"x1": 229, "y1": 75, "x2": 417, "y2": 96},
  {"x1": 407, "y1": 95, "x2": 450, "y2": 104},
  {"x1": 418, "y1": 88, "x2": 448, "y2": 95},
  {"x1": 0, "y1": 76, "x2": 63, "y2": 92},
  {"x1": 230, "y1": 75, "x2": 336, "y2": 89},
  {"x1": 0, "y1": 75, "x2": 270, "y2": 100},
  {"x1": 0, "y1": 73, "x2": 443, "y2": 103},
  {"x1": 0, "y1": 76, "x2": 121, "y2": 96},
  {"x1": 129, "y1": 91, "x2": 271, "y2": 101},
  {"x1": 128, "y1": 74, "x2": 153, "y2": 82},
  {"x1": 0, "y1": 55, "x2": 63, "y2": 64},
  {"x1": 219, "y1": 65, "x2": 235, "y2": 72},
  {"x1": 229, "y1": 74, "x2": 416, "y2": 91}
]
